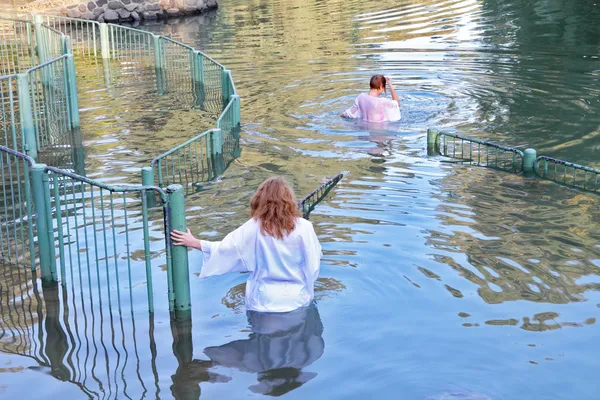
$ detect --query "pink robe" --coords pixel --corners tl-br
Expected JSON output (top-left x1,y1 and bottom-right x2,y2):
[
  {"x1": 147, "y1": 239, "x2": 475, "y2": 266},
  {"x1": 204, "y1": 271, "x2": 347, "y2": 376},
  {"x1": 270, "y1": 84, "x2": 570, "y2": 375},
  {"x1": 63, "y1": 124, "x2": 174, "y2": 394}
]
[{"x1": 343, "y1": 93, "x2": 401, "y2": 122}]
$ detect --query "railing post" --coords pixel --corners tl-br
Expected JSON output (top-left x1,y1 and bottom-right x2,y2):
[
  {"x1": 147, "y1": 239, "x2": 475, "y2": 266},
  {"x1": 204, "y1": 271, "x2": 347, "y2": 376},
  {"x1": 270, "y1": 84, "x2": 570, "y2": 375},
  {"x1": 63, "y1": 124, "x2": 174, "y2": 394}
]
[
  {"x1": 211, "y1": 128, "x2": 222, "y2": 156},
  {"x1": 427, "y1": 129, "x2": 438, "y2": 156},
  {"x1": 221, "y1": 69, "x2": 231, "y2": 107},
  {"x1": 17, "y1": 73, "x2": 37, "y2": 159},
  {"x1": 33, "y1": 15, "x2": 46, "y2": 65},
  {"x1": 192, "y1": 51, "x2": 205, "y2": 108},
  {"x1": 523, "y1": 148, "x2": 536, "y2": 178},
  {"x1": 167, "y1": 184, "x2": 191, "y2": 320},
  {"x1": 141, "y1": 166, "x2": 156, "y2": 207},
  {"x1": 65, "y1": 51, "x2": 80, "y2": 129},
  {"x1": 231, "y1": 94, "x2": 241, "y2": 126},
  {"x1": 31, "y1": 164, "x2": 57, "y2": 285},
  {"x1": 153, "y1": 35, "x2": 164, "y2": 95},
  {"x1": 99, "y1": 23, "x2": 110, "y2": 60}
]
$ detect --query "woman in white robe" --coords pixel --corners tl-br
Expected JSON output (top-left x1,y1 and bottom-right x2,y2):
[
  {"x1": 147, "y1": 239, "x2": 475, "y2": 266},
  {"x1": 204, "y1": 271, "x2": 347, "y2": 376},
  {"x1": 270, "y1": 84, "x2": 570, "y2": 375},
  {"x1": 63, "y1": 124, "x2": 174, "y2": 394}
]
[{"x1": 171, "y1": 176, "x2": 323, "y2": 313}]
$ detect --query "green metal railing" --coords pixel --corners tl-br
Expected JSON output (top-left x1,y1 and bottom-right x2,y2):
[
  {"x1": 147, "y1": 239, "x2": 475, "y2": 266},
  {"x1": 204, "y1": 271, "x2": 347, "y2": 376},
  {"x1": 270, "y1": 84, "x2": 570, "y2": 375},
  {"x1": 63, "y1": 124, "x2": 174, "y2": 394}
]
[
  {"x1": 0, "y1": 17, "x2": 36, "y2": 76},
  {"x1": 427, "y1": 129, "x2": 600, "y2": 194},
  {"x1": 0, "y1": 143, "x2": 190, "y2": 316},
  {"x1": 299, "y1": 172, "x2": 346, "y2": 219},
  {"x1": 428, "y1": 130, "x2": 524, "y2": 173},
  {"x1": 535, "y1": 156, "x2": 599, "y2": 193},
  {"x1": 1, "y1": 14, "x2": 240, "y2": 320},
  {"x1": 0, "y1": 145, "x2": 35, "y2": 267},
  {"x1": 0, "y1": 16, "x2": 78, "y2": 160}
]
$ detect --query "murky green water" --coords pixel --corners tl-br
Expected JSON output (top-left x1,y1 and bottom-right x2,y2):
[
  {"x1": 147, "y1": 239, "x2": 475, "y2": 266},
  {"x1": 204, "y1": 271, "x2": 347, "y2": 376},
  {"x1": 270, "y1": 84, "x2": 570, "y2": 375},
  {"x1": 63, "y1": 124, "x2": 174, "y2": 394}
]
[{"x1": 1, "y1": 0, "x2": 600, "y2": 399}]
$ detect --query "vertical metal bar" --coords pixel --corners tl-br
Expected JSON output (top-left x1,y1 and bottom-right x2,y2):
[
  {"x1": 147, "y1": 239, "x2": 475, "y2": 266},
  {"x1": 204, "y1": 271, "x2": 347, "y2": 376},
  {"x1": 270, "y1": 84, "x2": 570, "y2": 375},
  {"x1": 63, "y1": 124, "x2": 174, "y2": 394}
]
[
  {"x1": 17, "y1": 73, "x2": 37, "y2": 159},
  {"x1": 141, "y1": 192, "x2": 154, "y2": 313},
  {"x1": 52, "y1": 174, "x2": 66, "y2": 285},
  {"x1": 166, "y1": 184, "x2": 190, "y2": 319},
  {"x1": 65, "y1": 50, "x2": 80, "y2": 129},
  {"x1": 31, "y1": 164, "x2": 53, "y2": 282}
]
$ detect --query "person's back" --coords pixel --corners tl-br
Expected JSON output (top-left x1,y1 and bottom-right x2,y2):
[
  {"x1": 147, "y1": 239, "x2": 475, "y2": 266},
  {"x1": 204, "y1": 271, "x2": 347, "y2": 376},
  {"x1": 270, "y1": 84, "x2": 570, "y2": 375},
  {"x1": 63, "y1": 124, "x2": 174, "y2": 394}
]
[
  {"x1": 341, "y1": 75, "x2": 401, "y2": 122},
  {"x1": 171, "y1": 177, "x2": 322, "y2": 313},
  {"x1": 246, "y1": 217, "x2": 318, "y2": 312}
]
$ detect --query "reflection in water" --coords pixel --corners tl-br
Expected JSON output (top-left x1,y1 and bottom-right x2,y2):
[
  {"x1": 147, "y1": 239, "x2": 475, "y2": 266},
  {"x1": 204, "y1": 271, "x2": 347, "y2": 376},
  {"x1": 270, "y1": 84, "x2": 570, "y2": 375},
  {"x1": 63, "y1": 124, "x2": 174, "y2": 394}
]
[
  {"x1": 171, "y1": 304, "x2": 324, "y2": 398},
  {"x1": 0, "y1": 267, "x2": 159, "y2": 398}
]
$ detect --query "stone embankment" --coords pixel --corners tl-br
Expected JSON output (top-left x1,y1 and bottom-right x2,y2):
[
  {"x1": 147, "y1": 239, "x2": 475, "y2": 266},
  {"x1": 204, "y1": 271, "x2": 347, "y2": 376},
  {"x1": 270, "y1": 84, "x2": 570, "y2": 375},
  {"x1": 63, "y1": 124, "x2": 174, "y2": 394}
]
[{"x1": 21, "y1": 0, "x2": 218, "y2": 22}]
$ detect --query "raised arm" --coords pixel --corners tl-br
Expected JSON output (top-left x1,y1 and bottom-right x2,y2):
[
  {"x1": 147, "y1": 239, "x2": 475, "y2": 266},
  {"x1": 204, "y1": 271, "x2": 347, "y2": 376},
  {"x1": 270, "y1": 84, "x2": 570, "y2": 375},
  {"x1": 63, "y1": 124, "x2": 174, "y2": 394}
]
[{"x1": 386, "y1": 76, "x2": 400, "y2": 103}]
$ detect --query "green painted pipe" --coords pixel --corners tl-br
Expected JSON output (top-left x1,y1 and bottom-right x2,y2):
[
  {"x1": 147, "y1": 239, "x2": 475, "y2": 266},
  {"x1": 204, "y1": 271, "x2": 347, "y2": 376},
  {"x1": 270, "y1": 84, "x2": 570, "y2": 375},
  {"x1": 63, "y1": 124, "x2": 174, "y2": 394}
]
[
  {"x1": 99, "y1": 23, "x2": 110, "y2": 60},
  {"x1": 153, "y1": 35, "x2": 164, "y2": 95},
  {"x1": 31, "y1": 164, "x2": 55, "y2": 284},
  {"x1": 141, "y1": 166, "x2": 156, "y2": 207},
  {"x1": 167, "y1": 184, "x2": 191, "y2": 320},
  {"x1": 523, "y1": 148, "x2": 537, "y2": 172},
  {"x1": 66, "y1": 53, "x2": 80, "y2": 129},
  {"x1": 427, "y1": 128, "x2": 438, "y2": 156},
  {"x1": 17, "y1": 74, "x2": 37, "y2": 159},
  {"x1": 221, "y1": 69, "x2": 231, "y2": 107}
]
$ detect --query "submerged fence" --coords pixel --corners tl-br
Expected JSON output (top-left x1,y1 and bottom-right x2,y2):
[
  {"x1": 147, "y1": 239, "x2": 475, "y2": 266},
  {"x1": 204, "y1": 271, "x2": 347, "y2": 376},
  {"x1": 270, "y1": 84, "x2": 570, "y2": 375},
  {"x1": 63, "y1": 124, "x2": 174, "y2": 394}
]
[
  {"x1": 427, "y1": 129, "x2": 600, "y2": 194},
  {"x1": 0, "y1": 16, "x2": 79, "y2": 160},
  {"x1": 0, "y1": 13, "x2": 241, "y2": 323}
]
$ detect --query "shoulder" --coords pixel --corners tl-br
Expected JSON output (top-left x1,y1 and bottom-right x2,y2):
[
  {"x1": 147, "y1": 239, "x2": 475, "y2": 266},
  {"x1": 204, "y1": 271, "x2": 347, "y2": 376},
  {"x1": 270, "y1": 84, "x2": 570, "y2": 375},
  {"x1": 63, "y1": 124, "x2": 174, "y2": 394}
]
[
  {"x1": 295, "y1": 218, "x2": 316, "y2": 233},
  {"x1": 382, "y1": 97, "x2": 399, "y2": 107}
]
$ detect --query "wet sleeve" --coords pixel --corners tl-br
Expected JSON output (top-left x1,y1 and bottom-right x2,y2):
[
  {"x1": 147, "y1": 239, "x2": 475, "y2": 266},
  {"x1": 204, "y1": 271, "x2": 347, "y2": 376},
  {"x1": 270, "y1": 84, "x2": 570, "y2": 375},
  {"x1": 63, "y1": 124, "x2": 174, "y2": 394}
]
[
  {"x1": 198, "y1": 221, "x2": 256, "y2": 278},
  {"x1": 302, "y1": 222, "x2": 322, "y2": 286},
  {"x1": 382, "y1": 98, "x2": 401, "y2": 122},
  {"x1": 343, "y1": 97, "x2": 360, "y2": 119}
]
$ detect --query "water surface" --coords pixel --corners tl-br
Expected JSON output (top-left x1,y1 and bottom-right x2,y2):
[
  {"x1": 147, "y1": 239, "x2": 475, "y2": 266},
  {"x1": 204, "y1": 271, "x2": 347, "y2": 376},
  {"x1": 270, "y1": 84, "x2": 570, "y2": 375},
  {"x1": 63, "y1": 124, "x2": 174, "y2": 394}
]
[{"x1": 1, "y1": 0, "x2": 599, "y2": 399}]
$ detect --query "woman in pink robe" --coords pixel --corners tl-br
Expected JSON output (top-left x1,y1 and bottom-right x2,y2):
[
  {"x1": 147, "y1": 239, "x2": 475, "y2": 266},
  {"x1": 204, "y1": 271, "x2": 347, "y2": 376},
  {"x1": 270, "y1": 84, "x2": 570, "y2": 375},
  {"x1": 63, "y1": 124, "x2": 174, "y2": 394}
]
[{"x1": 341, "y1": 75, "x2": 401, "y2": 122}]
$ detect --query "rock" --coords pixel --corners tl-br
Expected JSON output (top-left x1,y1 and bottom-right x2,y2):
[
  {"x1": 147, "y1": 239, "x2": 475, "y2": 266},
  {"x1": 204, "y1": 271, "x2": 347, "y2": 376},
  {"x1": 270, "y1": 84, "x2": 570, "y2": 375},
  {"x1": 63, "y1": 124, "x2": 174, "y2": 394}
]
[
  {"x1": 118, "y1": 9, "x2": 131, "y2": 19},
  {"x1": 206, "y1": 0, "x2": 217, "y2": 8},
  {"x1": 124, "y1": 4, "x2": 137, "y2": 11},
  {"x1": 97, "y1": 0, "x2": 108, "y2": 6},
  {"x1": 159, "y1": 0, "x2": 169, "y2": 6},
  {"x1": 103, "y1": 9, "x2": 119, "y2": 21},
  {"x1": 67, "y1": 8, "x2": 82, "y2": 18},
  {"x1": 166, "y1": 8, "x2": 181, "y2": 16},
  {"x1": 185, "y1": 0, "x2": 197, "y2": 6},
  {"x1": 131, "y1": 11, "x2": 140, "y2": 21},
  {"x1": 144, "y1": 3, "x2": 161, "y2": 11},
  {"x1": 133, "y1": 0, "x2": 145, "y2": 3},
  {"x1": 122, "y1": 0, "x2": 131, "y2": 4},
  {"x1": 97, "y1": 16, "x2": 105, "y2": 23},
  {"x1": 87, "y1": 2, "x2": 96, "y2": 10},
  {"x1": 183, "y1": 6, "x2": 197, "y2": 13},
  {"x1": 92, "y1": 7, "x2": 104, "y2": 17},
  {"x1": 142, "y1": 11, "x2": 158, "y2": 19},
  {"x1": 67, "y1": 4, "x2": 78, "y2": 9},
  {"x1": 107, "y1": 1, "x2": 124, "y2": 10},
  {"x1": 82, "y1": 11, "x2": 94, "y2": 19},
  {"x1": 78, "y1": 4, "x2": 87, "y2": 12}
]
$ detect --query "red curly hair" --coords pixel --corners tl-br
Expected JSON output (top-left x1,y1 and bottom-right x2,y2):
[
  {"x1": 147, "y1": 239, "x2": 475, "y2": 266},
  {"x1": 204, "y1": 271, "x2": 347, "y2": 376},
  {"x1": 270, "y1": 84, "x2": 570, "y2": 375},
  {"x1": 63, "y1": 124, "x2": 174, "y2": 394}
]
[{"x1": 250, "y1": 177, "x2": 300, "y2": 240}]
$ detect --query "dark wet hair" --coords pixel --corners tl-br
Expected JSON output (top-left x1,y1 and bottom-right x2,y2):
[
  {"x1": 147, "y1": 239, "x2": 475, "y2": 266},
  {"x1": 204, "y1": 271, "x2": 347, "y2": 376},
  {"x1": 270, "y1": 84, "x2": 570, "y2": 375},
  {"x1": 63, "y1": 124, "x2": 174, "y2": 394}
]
[{"x1": 370, "y1": 74, "x2": 386, "y2": 91}]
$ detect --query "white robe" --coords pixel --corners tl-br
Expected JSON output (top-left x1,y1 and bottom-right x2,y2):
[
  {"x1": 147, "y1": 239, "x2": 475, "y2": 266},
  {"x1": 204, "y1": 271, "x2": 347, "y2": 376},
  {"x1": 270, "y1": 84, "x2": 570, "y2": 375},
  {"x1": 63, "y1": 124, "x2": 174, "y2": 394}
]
[{"x1": 199, "y1": 218, "x2": 322, "y2": 313}]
